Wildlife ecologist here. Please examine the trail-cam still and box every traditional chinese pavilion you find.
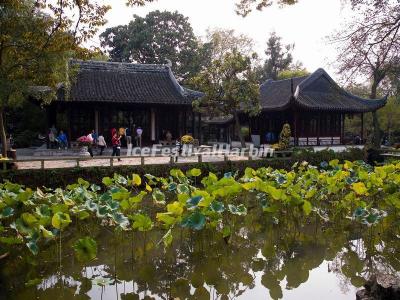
[201,68,387,146]
[251,68,387,146]
[49,60,202,144]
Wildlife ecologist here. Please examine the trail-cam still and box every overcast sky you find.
[92,0,352,80]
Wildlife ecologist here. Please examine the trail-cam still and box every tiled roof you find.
[260,68,387,113]
[58,60,202,105]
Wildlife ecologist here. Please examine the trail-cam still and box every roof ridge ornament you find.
[165,59,172,68]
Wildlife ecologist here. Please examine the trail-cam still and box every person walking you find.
[97,133,107,155]
[57,130,68,149]
[125,126,132,146]
[48,130,56,149]
[136,126,143,148]
[111,129,121,161]
[86,130,94,158]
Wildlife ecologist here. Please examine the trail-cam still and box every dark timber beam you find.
[361,113,364,144]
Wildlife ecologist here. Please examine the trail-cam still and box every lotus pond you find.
[0,160,400,299]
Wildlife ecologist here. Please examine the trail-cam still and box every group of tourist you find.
[47,125,144,159]
[47,125,68,149]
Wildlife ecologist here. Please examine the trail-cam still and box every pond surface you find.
[1,212,399,300]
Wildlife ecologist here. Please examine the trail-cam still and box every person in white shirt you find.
[97,134,107,155]
[136,126,143,147]
[86,131,94,157]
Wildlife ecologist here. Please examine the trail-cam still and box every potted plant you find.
[77,136,92,156]
[181,135,194,154]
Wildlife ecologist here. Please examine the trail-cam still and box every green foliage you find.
[192,50,260,117]
[100,10,207,83]
[278,123,291,150]
[0,148,365,188]
[277,68,310,80]
[1,154,399,260]
[73,237,97,263]
[257,31,294,81]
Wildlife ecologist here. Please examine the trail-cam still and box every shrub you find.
[278,123,291,150]
[0,149,365,189]
[181,135,194,144]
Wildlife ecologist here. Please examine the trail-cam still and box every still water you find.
[1,212,399,300]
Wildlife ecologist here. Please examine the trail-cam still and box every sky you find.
[91,0,353,80]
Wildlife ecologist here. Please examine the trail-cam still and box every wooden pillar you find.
[340,113,345,145]
[150,108,156,143]
[94,109,99,134]
[67,106,72,146]
[198,113,202,144]
[191,110,195,137]
[360,113,364,144]
[293,110,298,146]
[317,112,321,146]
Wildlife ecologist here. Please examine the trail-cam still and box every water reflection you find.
[2,212,400,300]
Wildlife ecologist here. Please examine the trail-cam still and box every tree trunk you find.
[234,111,246,148]
[0,107,7,158]
[370,81,382,149]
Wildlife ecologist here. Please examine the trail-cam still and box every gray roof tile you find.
[58,60,202,105]
[260,68,387,113]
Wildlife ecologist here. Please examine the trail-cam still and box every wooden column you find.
[67,106,72,147]
[198,113,202,144]
[293,110,298,146]
[340,113,345,145]
[360,113,364,144]
[94,109,99,134]
[191,110,195,137]
[317,112,321,146]
[150,108,156,142]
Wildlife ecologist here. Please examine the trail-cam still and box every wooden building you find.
[49,60,202,144]
[205,68,387,146]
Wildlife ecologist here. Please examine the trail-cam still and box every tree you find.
[258,32,294,81]
[332,0,400,148]
[205,28,256,61]
[234,0,298,16]
[192,51,260,148]
[100,10,206,82]
[277,67,309,80]
[0,0,111,157]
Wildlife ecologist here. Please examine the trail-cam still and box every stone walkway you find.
[13,145,361,170]
[15,154,254,170]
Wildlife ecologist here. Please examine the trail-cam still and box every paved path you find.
[15,154,256,170]
[13,145,362,170]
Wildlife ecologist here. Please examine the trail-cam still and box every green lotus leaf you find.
[51,212,71,230]
[112,212,130,229]
[77,178,90,188]
[132,174,142,186]
[167,201,184,216]
[131,213,153,231]
[156,212,177,226]
[152,188,166,204]
[170,168,185,179]
[39,225,54,239]
[161,229,173,247]
[228,204,247,216]
[114,174,128,185]
[168,182,177,191]
[73,237,97,263]
[302,200,312,216]
[26,240,39,255]
[0,236,24,245]
[187,168,202,177]
[177,184,190,194]
[0,207,14,219]
[186,196,202,208]
[210,201,225,213]
[181,211,206,231]
[21,213,38,226]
